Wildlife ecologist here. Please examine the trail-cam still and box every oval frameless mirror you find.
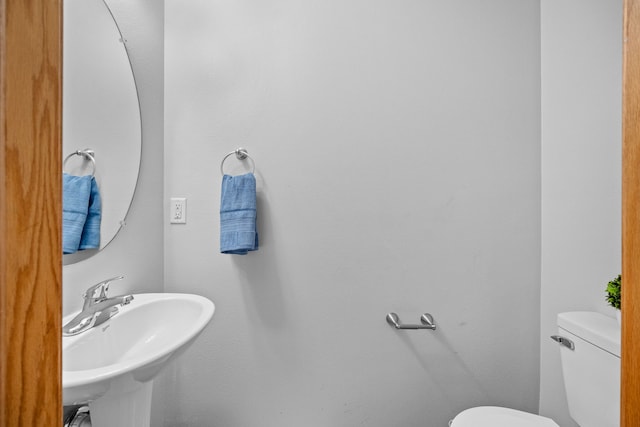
[63,0,141,265]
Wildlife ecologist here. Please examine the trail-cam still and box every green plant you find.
[606,274,621,310]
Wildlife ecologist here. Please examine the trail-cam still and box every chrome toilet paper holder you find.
[386,312,436,330]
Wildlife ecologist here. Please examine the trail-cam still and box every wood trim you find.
[623,0,640,425]
[0,0,62,426]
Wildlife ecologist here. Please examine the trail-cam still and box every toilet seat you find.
[450,406,559,427]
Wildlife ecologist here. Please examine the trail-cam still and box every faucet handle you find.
[83,275,125,300]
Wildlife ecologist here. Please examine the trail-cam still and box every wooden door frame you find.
[0,0,62,426]
[623,0,640,425]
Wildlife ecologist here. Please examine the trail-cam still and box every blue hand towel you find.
[63,173,92,254]
[78,176,101,250]
[220,173,259,255]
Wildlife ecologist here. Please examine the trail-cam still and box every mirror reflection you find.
[62,0,141,264]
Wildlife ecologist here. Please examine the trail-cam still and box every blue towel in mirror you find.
[79,176,101,250]
[63,173,101,254]
[220,173,259,255]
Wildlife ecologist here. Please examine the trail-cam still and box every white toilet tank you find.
[557,311,621,427]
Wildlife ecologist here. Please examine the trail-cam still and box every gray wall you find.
[539,1,622,426]
[163,1,541,426]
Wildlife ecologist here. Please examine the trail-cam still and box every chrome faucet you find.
[63,276,134,336]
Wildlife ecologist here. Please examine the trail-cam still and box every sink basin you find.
[63,293,214,426]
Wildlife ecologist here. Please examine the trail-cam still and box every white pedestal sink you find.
[63,293,214,427]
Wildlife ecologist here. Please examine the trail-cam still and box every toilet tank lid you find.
[558,311,620,357]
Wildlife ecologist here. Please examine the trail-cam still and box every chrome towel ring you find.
[220,148,255,176]
[63,149,96,177]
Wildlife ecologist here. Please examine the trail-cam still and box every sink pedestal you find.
[88,379,153,427]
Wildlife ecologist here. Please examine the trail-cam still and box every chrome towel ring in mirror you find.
[63,149,96,177]
[220,148,255,176]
